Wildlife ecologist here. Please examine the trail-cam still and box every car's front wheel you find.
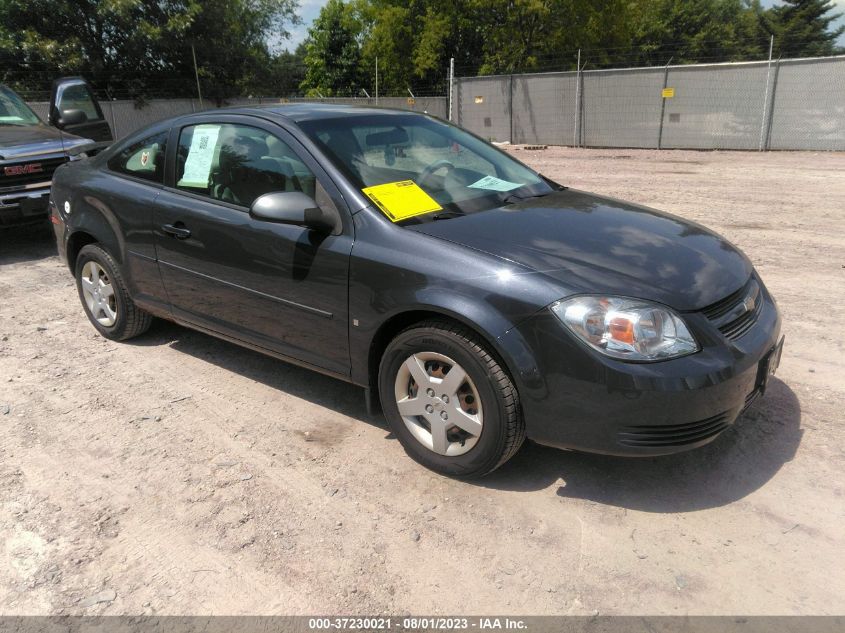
[378,320,525,477]
[75,244,152,340]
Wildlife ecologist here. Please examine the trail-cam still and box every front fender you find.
[348,207,562,392]
[348,291,548,423]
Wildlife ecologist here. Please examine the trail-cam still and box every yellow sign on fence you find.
[662,88,675,99]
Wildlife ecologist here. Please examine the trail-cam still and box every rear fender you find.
[66,194,124,267]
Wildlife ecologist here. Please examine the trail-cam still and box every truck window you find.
[0,86,41,126]
[57,84,103,122]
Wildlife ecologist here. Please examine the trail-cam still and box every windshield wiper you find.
[501,191,552,206]
[429,210,464,221]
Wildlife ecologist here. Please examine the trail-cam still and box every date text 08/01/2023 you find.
[307,617,528,630]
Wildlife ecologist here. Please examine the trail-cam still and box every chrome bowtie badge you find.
[743,294,756,313]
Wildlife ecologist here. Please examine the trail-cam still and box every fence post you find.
[456,78,462,126]
[191,44,204,111]
[508,74,514,143]
[106,101,117,139]
[573,49,581,147]
[758,35,775,151]
[448,57,455,122]
[579,69,585,147]
[657,58,673,150]
[762,58,781,151]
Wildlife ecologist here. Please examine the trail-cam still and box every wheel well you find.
[367,310,503,393]
[66,231,98,271]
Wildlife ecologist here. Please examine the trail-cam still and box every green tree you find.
[474,0,558,74]
[267,43,308,97]
[0,0,299,101]
[301,0,483,95]
[412,1,486,82]
[481,0,638,72]
[359,1,415,93]
[736,0,778,60]
[770,0,844,57]
[177,0,301,102]
[298,0,842,93]
[625,0,768,65]
[300,0,366,96]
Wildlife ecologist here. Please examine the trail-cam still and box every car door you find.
[153,114,353,376]
[48,77,113,143]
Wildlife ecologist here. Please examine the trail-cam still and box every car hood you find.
[410,189,752,311]
[0,123,90,160]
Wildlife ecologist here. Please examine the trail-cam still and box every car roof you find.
[103,103,430,164]
[216,103,425,123]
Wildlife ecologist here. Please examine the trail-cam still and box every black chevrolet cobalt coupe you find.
[50,105,783,477]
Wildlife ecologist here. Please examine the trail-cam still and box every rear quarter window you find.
[107,131,168,183]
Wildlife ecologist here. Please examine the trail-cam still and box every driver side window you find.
[175,123,317,208]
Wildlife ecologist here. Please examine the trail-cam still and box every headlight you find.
[550,296,699,361]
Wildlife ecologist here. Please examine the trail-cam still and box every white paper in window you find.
[467,175,522,192]
[178,124,221,188]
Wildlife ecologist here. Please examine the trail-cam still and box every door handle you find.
[161,223,191,239]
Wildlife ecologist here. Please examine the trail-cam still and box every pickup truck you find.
[1,77,112,227]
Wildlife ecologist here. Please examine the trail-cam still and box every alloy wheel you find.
[80,261,117,327]
[393,351,484,456]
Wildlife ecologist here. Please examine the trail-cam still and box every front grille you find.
[701,284,748,320]
[618,412,731,447]
[0,156,67,192]
[700,278,762,341]
[719,302,761,340]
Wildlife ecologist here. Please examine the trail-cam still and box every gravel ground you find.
[0,147,843,616]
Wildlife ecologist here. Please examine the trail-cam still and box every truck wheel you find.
[378,320,525,478]
[75,244,152,340]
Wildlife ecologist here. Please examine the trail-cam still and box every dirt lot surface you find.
[1,148,843,616]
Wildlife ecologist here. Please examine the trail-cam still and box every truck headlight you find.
[550,296,699,361]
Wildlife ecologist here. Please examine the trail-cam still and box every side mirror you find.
[250,191,336,233]
[57,109,88,128]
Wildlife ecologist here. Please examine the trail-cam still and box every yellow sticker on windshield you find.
[362,180,442,222]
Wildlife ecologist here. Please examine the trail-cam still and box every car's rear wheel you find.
[75,244,152,340]
[378,320,525,477]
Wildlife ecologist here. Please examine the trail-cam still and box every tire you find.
[378,320,525,478]
[74,243,152,341]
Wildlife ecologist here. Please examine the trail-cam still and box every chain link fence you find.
[454,55,845,151]
[25,96,448,141]
[22,54,844,151]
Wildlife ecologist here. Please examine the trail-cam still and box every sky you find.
[283,0,845,52]
[286,0,329,50]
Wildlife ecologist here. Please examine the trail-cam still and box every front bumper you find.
[0,185,51,227]
[498,281,783,456]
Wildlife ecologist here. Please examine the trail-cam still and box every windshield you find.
[0,86,41,126]
[299,113,553,224]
